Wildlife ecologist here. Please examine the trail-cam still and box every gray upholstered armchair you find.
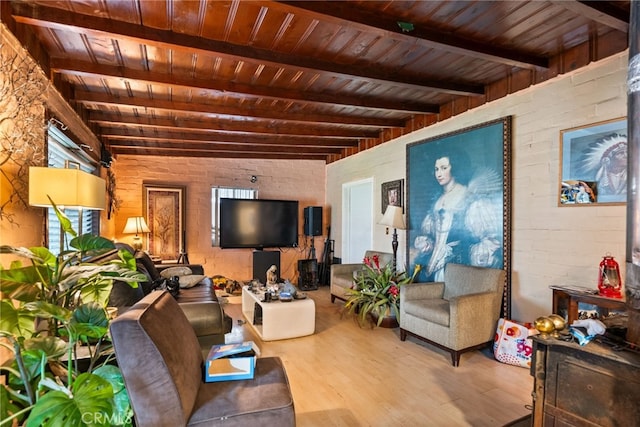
[399,263,505,367]
[330,250,393,303]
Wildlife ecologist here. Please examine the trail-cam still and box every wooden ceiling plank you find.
[74,89,406,127]
[273,0,549,69]
[50,57,439,114]
[88,111,378,138]
[10,2,483,96]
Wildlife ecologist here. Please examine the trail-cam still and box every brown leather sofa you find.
[101,244,232,348]
[110,291,296,426]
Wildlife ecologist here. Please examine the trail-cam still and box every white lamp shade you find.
[380,205,405,230]
[123,216,151,235]
[29,167,106,210]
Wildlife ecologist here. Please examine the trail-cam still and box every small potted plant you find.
[344,254,420,328]
[0,201,146,426]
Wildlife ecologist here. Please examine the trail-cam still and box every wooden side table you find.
[550,285,627,323]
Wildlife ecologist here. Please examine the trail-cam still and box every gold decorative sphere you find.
[548,314,566,331]
[534,316,555,335]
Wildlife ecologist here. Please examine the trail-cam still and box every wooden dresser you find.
[531,336,640,426]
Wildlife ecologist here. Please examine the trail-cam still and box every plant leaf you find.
[49,198,77,241]
[26,373,113,427]
[69,235,115,257]
[69,303,109,341]
[0,300,37,337]
[24,301,72,323]
[94,365,133,427]
[0,265,51,302]
[24,336,68,360]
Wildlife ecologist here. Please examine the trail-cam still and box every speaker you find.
[298,259,318,290]
[303,206,322,236]
[253,251,280,285]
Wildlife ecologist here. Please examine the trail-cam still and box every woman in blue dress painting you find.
[413,148,503,282]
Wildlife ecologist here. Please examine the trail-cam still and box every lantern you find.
[598,254,622,298]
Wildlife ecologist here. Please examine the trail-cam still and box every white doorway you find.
[342,178,373,263]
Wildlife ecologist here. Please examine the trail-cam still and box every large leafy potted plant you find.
[344,254,420,328]
[0,201,145,426]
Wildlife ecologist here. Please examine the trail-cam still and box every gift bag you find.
[493,318,537,368]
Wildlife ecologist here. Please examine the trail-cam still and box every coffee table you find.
[241,286,315,341]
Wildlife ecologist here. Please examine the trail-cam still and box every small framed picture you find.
[381,179,403,213]
[559,118,627,206]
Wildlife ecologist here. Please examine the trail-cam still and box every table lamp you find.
[123,216,151,251]
[379,205,406,273]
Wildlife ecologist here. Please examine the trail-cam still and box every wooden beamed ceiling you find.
[2,0,630,162]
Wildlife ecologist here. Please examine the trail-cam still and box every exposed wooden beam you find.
[89,112,378,139]
[558,1,629,31]
[51,58,439,114]
[111,146,328,161]
[275,1,549,69]
[100,129,358,148]
[74,90,405,128]
[11,2,484,96]
[104,138,343,155]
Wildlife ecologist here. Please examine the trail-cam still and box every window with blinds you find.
[47,124,99,254]
[211,187,257,246]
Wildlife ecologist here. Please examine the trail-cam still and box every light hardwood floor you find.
[221,287,533,427]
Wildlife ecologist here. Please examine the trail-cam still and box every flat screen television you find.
[219,198,299,249]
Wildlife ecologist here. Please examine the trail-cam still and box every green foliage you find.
[26,373,114,427]
[344,255,420,327]
[0,203,144,426]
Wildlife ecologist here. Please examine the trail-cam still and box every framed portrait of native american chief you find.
[559,118,627,206]
[406,117,512,317]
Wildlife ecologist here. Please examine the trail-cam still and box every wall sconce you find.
[122,216,151,251]
[250,175,258,183]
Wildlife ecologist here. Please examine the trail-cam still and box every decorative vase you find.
[370,307,399,328]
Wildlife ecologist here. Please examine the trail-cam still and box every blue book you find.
[204,341,260,382]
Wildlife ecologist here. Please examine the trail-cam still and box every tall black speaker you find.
[303,206,322,236]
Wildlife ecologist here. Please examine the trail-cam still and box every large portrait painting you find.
[407,117,512,316]
[144,184,185,261]
[559,117,627,206]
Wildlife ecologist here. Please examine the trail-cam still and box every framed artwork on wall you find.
[381,179,404,213]
[406,117,512,317]
[143,183,185,261]
[559,117,627,206]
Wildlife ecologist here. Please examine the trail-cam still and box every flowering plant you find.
[344,254,420,327]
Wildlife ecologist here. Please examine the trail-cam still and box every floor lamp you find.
[29,166,106,249]
[380,205,406,273]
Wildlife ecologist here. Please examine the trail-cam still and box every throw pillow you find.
[160,266,193,279]
[178,274,207,288]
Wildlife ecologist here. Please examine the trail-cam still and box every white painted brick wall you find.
[327,51,629,322]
